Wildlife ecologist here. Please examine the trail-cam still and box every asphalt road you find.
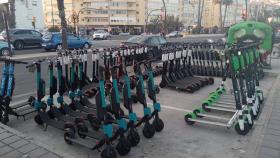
[14,34,225,55]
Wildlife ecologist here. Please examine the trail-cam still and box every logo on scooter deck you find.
[102,124,113,138]
[47,97,53,106]
[68,91,76,99]
[57,96,64,104]
[117,119,127,130]
[154,103,161,112]
[35,101,43,110]
[129,113,137,123]
[144,107,151,116]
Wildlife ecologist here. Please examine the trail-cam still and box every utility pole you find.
[0,2,12,56]
[162,0,167,34]
[219,0,224,32]
[57,0,68,49]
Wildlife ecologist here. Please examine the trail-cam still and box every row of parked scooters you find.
[0,45,164,158]
[159,43,217,93]
[185,42,264,135]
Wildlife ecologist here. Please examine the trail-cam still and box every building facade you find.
[43,0,146,34]
[15,0,45,30]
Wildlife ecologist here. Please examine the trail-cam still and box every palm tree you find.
[222,0,233,29]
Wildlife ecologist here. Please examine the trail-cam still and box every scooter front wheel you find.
[34,114,44,125]
[116,136,131,156]
[127,128,140,146]
[101,145,117,158]
[152,117,164,132]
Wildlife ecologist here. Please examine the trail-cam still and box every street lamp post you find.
[162,0,167,33]
[144,9,162,33]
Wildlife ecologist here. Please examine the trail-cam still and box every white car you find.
[92,30,110,40]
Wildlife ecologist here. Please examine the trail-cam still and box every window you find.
[14,30,31,35]
[158,37,167,44]
[147,37,160,46]
[31,31,41,36]
[67,34,77,40]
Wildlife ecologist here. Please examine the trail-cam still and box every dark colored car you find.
[121,35,167,59]
[41,33,92,51]
[0,29,42,50]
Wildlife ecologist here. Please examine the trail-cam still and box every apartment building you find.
[147,0,185,22]
[15,0,45,30]
[43,0,146,34]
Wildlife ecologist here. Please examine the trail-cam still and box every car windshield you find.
[126,36,147,43]
[43,33,52,40]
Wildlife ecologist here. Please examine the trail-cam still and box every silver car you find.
[92,30,110,40]
[0,29,42,50]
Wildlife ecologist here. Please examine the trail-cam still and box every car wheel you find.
[0,48,11,56]
[56,44,62,50]
[83,43,90,49]
[14,41,24,50]
[45,48,51,52]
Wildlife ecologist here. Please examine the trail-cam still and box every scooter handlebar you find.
[0,58,28,64]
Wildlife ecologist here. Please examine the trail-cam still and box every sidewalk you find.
[245,58,280,158]
[0,123,63,158]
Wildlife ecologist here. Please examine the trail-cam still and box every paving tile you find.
[9,139,29,148]
[40,152,61,158]
[0,142,4,147]
[266,128,280,136]
[270,116,280,121]
[0,132,13,140]
[25,148,49,158]
[259,146,280,158]
[18,143,39,154]
[267,123,280,131]
[262,139,280,150]
[264,134,280,143]
[1,150,22,158]
[268,120,280,128]
[0,128,6,134]
[2,135,21,144]
[0,146,13,156]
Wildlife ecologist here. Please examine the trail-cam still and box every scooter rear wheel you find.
[101,145,117,158]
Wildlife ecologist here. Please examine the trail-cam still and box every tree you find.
[147,15,183,33]
[57,0,68,49]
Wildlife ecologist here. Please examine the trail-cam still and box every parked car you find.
[121,35,167,60]
[92,30,110,40]
[0,29,42,50]
[41,33,92,51]
[166,31,183,38]
[0,40,14,56]
[119,32,130,36]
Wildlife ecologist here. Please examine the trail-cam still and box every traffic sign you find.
[0,0,8,4]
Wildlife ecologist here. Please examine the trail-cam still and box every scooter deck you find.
[39,111,68,130]
[65,134,101,149]
[73,100,97,114]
